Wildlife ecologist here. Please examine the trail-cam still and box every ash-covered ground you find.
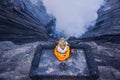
[37,50,89,76]
[0,41,119,80]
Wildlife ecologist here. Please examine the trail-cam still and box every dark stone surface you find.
[29,42,99,80]
[81,0,120,43]
[37,50,89,76]
[0,0,55,43]
[0,41,119,80]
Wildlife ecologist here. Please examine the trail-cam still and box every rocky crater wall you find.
[0,0,55,43]
[81,0,120,43]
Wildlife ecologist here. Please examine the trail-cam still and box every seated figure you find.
[54,38,70,61]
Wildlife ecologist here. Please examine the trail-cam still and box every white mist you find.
[42,0,104,38]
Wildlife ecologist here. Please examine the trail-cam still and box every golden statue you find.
[54,38,70,61]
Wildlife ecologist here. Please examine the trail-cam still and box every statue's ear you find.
[58,40,61,45]
[58,40,63,46]
[65,42,68,45]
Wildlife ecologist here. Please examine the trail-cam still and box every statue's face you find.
[59,39,66,50]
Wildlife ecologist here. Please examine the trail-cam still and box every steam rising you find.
[42,0,104,38]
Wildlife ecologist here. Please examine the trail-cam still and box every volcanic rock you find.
[81,0,120,43]
[0,0,55,44]
[0,41,120,80]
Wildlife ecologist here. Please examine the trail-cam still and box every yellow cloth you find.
[54,45,70,61]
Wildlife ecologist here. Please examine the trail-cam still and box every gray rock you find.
[72,41,120,80]
[89,42,120,80]
[0,41,15,51]
[0,41,120,80]
[81,0,120,43]
[0,41,39,80]
[0,0,55,44]
[98,66,120,80]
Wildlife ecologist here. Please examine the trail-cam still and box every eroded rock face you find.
[0,0,54,43]
[0,41,38,80]
[89,42,120,80]
[0,41,120,80]
[81,0,120,43]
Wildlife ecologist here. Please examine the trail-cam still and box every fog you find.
[31,0,104,38]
